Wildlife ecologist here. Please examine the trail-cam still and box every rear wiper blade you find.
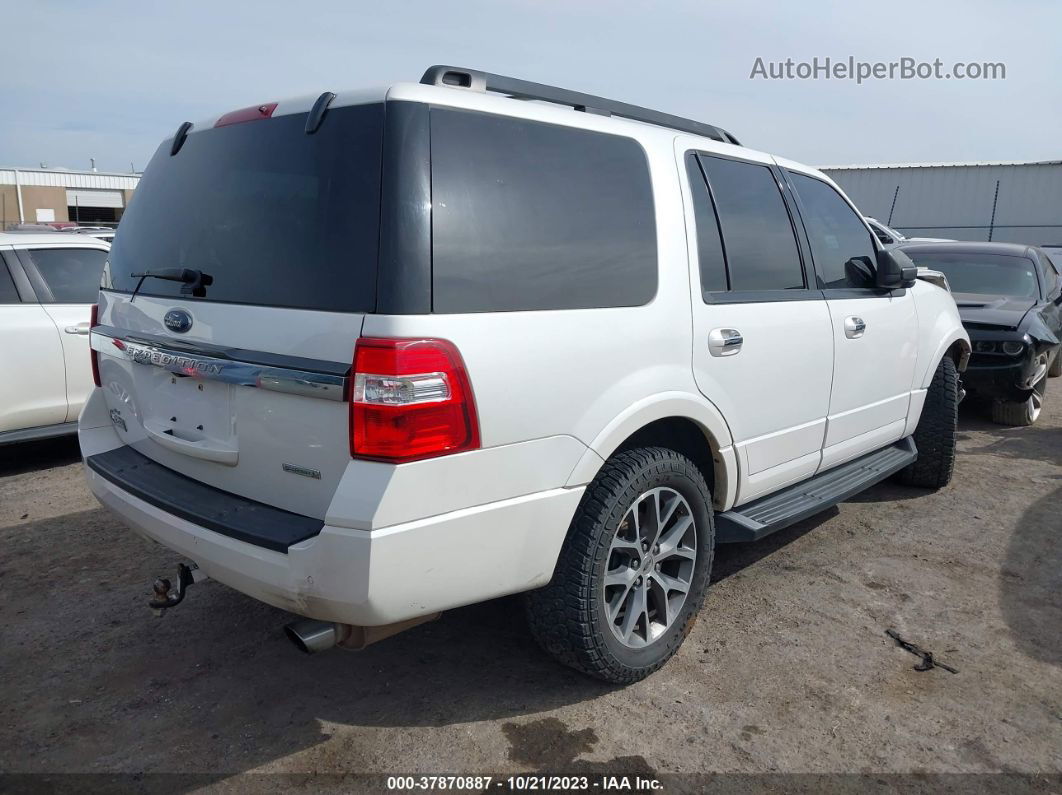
[129,268,213,302]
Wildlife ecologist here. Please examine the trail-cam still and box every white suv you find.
[80,67,970,683]
[1,232,110,444]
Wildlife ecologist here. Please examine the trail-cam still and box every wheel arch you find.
[565,393,737,510]
[921,330,971,388]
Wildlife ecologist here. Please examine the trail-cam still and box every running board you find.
[715,437,917,543]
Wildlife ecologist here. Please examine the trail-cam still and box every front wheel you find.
[991,374,1047,426]
[898,356,959,489]
[525,447,714,684]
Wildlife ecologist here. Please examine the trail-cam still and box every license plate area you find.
[139,372,237,450]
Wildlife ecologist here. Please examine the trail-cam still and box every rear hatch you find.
[92,100,384,519]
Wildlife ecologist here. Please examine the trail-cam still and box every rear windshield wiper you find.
[129,268,214,302]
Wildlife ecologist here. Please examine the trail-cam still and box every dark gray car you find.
[900,241,1062,425]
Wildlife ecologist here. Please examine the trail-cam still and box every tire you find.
[1048,348,1062,378]
[898,356,958,489]
[991,376,1046,426]
[525,447,714,684]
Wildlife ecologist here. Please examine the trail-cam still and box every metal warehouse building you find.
[820,160,1062,246]
[1,167,140,229]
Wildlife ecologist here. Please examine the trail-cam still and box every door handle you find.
[708,328,743,357]
[844,316,866,339]
[64,323,90,335]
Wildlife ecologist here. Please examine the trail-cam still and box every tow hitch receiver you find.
[149,563,208,616]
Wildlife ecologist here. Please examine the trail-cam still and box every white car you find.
[79,67,970,683]
[1,232,110,444]
[866,217,953,246]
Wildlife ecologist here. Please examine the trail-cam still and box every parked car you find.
[79,66,970,683]
[865,217,952,246]
[61,226,118,242]
[900,241,1062,425]
[1040,244,1062,271]
[1,232,110,444]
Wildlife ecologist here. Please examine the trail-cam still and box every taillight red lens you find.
[89,304,101,387]
[350,337,480,463]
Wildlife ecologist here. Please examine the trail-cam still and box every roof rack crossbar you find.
[420,65,740,146]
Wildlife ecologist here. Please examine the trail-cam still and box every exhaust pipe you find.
[284,614,440,654]
[284,619,339,654]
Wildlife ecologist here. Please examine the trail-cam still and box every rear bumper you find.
[87,464,583,626]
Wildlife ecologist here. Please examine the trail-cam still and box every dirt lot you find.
[1,399,1060,790]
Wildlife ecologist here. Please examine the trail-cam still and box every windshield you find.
[103,103,384,312]
[908,252,1040,299]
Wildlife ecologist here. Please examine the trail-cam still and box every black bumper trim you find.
[86,446,324,553]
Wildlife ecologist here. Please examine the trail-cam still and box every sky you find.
[2,0,1060,173]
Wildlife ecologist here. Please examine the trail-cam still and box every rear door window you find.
[103,103,384,312]
[697,155,804,292]
[430,108,657,313]
[685,154,728,295]
[0,259,19,303]
[22,247,108,303]
[788,172,879,289]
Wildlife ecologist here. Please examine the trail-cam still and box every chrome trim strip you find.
[90,331,348,402]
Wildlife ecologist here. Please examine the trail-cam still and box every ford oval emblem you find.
[164,309,193,334]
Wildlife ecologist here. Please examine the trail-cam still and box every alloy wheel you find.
[603,487,697,649]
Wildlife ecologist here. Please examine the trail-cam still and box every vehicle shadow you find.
[998,484,1062,667]
[0,435,81,477]
[1,495,844,775]
[711,509,835,583]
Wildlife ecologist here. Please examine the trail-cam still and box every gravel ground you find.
[0,399,1059,790]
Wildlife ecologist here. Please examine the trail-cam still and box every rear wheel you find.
[525,447,714,684]
[899,356,959,489]
[991,374,1047,426]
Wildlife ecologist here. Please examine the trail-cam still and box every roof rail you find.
[420,65,741,146]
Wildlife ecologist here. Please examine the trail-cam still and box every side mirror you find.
[876,249,918,290]
[844,257,876,289]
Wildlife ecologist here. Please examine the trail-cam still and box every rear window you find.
[103,103,384,312]
[430,108,657,313]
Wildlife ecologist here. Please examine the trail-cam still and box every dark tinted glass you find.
[699,155,803,291]
[25,247,108,303]
[789,173,878,289]
[430,109,657,313]
[686,154,728,295]
[0,261,18,303]
[104,104,384,312]
[907,252,1040,298]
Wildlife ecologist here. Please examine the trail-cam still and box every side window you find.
[685,154,728,295]
[0,260,20,303]
[430,109,657,313]
[788,173,879,289]
[698,155,804,292]
[22,247,108,304]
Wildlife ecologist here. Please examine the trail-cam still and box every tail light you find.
[89,304,101,387]
[350,337,480,463]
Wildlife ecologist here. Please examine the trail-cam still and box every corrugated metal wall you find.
[0,168,140,191]
[821,162,1062,246]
